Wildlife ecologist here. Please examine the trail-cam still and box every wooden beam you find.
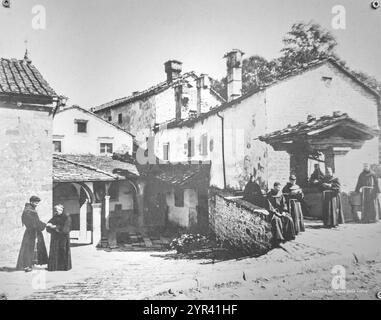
[307,137,364,149]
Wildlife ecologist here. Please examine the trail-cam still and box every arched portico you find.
[53,182,95,244]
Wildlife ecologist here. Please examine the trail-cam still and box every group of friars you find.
[243,162,379,247]
[16,196,72,272]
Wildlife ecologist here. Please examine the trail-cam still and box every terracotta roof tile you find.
[92,72,225,113]
[259,112,379,142]
[138,162,211,187]
[53,154,139,183]
[0,58,57,98]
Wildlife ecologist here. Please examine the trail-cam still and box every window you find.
[163,143,170,161]
[174,189,184,207]
[322,76,333,87]
[200,134,208,155]
[118,113,123,124]
[53,140,62,153]
[75,119,88,133]
[108,116,112,121]
[100,143,113,154]
[187,137,195,158]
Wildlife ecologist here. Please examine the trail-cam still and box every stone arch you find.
[53,182,94,244]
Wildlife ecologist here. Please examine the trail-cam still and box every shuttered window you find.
[163,143,170,161]
[200,134,208,155]
[187,137,195,158]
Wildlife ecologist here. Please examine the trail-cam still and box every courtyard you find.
[0,220,380,300]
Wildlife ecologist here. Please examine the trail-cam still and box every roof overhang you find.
[259,116,379,153]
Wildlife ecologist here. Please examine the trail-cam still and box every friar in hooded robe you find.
[309,163,325,187]
[267,182,296,246]
[16,196,48,272]
[242,175,266,208]
[46,204,72,271]
[282,175,306,235]
[320,167,344,228]
[355,163,380,223]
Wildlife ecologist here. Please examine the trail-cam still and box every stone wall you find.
[0,105,53,265]
[209,190,273,254]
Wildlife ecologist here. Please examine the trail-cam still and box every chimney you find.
[196,74,210,115]
[164,60,182,82]
[224,49,244,102]
[175,85,183,121]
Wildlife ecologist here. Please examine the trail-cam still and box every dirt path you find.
[1,221,380,300]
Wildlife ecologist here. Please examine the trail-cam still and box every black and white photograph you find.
[0,0,381,305]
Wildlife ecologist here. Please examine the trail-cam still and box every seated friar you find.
[266,182,296,246]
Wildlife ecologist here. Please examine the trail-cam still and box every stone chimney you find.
[224,49,244,102]
[196,74,210,115]
[164,60,182,82]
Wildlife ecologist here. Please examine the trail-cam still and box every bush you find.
[170,234,209,254]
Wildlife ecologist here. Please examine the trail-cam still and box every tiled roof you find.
[138,162,211,187]
[53,154,139,183]
[0,57,57,98]
[259,112,379,142]
[161,58,380,131]
[92,72,225,112]
[56,105,135,137]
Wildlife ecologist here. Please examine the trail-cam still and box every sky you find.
[0,0,380,108]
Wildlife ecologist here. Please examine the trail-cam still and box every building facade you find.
[153,51,380,221]
[0,56,58,262]
[92,60,224,145]
[154,54,380,191]
[53,105,134,156]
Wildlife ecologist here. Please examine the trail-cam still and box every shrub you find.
[170,234,209,253]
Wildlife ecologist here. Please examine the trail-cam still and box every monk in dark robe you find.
[46,204,72,271]
[267,182,296,246]
[282,175,306,234]
[242,175,266,208]
[355,163,380,223]
[320,168,344,228]
[16,196,48,272]
[309,163,325,187]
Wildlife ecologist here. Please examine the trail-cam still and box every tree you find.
[280,21,337,68]
[242,55,273,92]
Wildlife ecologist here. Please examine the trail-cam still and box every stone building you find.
[53,105,134,155]
[153,50,380,222]
[52,105,208,247]
[91,60,224,145]
[0,55,58,261]
[52,105,140,246]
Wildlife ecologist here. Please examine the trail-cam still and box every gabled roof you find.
[138,162,211,187]
[55,105,135,137]
[53,154,139,183]
[161,58,380,130]
[0,57,57,99]
[92,72,225,113]
[259,112,379,144]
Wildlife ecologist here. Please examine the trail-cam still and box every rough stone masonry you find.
[209,189,273,254]
[0,104,53,264]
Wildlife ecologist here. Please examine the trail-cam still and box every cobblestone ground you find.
[1,221,380,300]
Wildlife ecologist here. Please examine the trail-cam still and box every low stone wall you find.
[209,190,273,254]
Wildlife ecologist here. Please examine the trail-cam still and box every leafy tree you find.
[280,22,337,68]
